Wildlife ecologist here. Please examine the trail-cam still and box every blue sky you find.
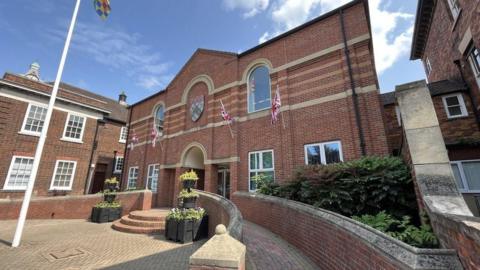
[0,0,424,103]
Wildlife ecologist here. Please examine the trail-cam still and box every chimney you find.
[118,90,127,106]
[25,62,41,81]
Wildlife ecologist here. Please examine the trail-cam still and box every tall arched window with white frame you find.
[154,105,164,135]
[248,65,271,113]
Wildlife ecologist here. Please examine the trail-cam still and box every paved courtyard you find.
[0,219,205,270]
[0,219,318,270]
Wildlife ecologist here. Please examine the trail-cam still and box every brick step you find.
[112,220,165,234]
[128,209,169,221]
[120,215,166,228]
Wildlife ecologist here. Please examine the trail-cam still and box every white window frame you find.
[49,160,77,191]
[451,159,480,193]
[442,93,468,119]
[20,103,48,136]
[425,57,432,76]
[127,166,139,189]
[447,0,461,20]
[61,113,86,143]
[119,126,128,143]
[114,156,124,174]
[304,140,344,165]
[247,65,272,113]
[467,45,480,88]
[3,156,34,191]
[248,149,275,192]
[146,164,159,192]
[154,105,164,136]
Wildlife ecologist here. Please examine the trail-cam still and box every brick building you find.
[382,0,480,215]
[123,0,389,207]
[0,63,128,199]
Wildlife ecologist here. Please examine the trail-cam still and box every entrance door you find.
[217,168,230,199]
[91,164,108,194]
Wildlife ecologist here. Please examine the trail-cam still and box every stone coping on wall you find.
[0,190,150,202]
[196,190,243,240]
[234,191,463,270]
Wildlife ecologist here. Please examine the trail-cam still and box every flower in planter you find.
[179,170,199,181]
[94,201,122,208]
[178,189,199,199]
[166,207,206,221]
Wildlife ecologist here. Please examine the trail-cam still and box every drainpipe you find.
[339,9,366,156]
[454,59,480,129]
[84,119,105,194]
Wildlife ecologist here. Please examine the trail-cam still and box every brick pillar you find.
[157,168,172,207]
[172,167,185,207]
[229,162,239,196]
[204,164,218,193]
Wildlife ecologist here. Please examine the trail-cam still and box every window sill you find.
[61,138,84,144]
[18,131,41,137]
[1,188,26,192]
[459,190,480,194]
[48,188,72,192]
[446,115,469,120]
[119,140,126,144]
[113,170,122,174]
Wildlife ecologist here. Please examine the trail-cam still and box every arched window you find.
[154,105,164,135]
[248,65,271,113]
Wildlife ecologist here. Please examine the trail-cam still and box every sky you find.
[0,0,424,104]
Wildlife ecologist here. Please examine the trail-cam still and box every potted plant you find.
[91,201,122,223]
[105,177,119,191]
[180,170,198,190]
[165,207,207,243]
[178,189,199,209]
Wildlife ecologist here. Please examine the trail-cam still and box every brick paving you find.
[243,221,318,270]
[0,219,205,270]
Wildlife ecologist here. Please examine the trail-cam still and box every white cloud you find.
[223,0,270,18]
[368,0,414,74]
[252,0,414,74]
[43,22,173,91]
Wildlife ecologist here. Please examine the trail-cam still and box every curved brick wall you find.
[196,190,243,240]
[0,190,152,220]
[232,192,462,270]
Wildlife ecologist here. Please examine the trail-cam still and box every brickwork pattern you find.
[0,190,152,220]
[422,0,480,109]
[124,1,389,200]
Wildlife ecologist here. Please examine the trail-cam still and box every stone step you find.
[112,220,165,234]
[120,215,166,228]
[128,209,169,222]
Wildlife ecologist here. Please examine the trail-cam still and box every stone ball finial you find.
[215,224,227,235]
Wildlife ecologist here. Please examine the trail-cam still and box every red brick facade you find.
[124,1,389,207]
[0,72,128,199]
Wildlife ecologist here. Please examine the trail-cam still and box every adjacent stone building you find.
[382,0,480,215]
[123,0,389,207]
[0,63,128,198]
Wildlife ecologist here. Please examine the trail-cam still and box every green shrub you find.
[166,208,206,221]
[353,211,438,248]
[257,156,418,219]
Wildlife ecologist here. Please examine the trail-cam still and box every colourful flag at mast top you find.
[94,0,111,20]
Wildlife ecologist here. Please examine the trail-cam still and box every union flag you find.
[94,0,111,20]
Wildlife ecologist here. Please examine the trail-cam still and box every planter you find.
[165,219,178,241]
[182,197,197,209]
[91,207,122,223]
[104,193,116,203]
[182,179,196,190]
[165,216,209,243]
[106,183,117,191]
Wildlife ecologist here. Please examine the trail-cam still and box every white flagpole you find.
[12,0,82,248]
